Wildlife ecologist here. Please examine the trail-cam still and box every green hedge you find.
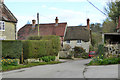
[2,40,22,59]
[23,36,61,59]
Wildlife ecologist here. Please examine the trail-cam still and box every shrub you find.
[98,44,104,55]
[2,40,22,59]
[74,46,85,58]
[88,56,120,65]
[1,59,19,66]
[81,52,89,59]
[28,36,42,40]
[41,56,56,62]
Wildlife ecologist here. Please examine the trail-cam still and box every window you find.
[66,40,70,43]
[0,38,5,40]
[77,40,81,44]
[0,21,5,31]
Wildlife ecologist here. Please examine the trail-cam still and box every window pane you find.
[67,40,70,43]
[77,40,81,43]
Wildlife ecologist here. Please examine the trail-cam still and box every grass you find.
[87,56,120,66]
[2,61,62,72]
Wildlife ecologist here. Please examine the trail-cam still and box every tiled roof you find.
[64,26,90,42]
[2,3,17,23]
[18,23,67,40]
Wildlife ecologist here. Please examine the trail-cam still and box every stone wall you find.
[63,40,90,53]
[104,44,120,57]
[0,22,16,40]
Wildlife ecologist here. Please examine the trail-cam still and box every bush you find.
[74,46,85,58]
[41,56,56,62]
[2,40,22,59]
[98,44,104,55]
[88,55,120,65]
[81,52,89,59]
[1,59,19,66]
[28,36,42,40]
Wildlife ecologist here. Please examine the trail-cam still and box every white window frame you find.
[77,40,81,44]
[0,21,5,31]
[66,40,70,44]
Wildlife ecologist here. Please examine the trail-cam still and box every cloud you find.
[49,7,58,10]
[41,5,47,8]
[6,0,111,3]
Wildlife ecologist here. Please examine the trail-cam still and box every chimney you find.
[117,16,120,33]
[87,18,90,30]
[32,19,36,27]
[55,17,58,26]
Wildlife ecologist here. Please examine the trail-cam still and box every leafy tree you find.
[104,0,120,24]
[102,18,116,33]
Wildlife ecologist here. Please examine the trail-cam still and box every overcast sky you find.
[4,0,115,31]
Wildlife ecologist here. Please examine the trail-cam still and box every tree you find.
[104,0,120,24]
[90,23,102,33]
[102,18,116,33]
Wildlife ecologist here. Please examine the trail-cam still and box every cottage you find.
[63,19,91,53]
[18,17,67,44]
[0,0,17,40]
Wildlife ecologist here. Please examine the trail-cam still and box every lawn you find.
[2,61,62,72]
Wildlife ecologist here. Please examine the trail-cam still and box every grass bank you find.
[2,61,62,72]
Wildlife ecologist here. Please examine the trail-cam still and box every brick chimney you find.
[117,16,120,33]
[55,17,58,26]
[87,18,90,30]
[32,19,36,27]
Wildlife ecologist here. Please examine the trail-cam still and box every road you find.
[2,59,118,78]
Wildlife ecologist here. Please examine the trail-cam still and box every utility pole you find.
[37,13,40,36]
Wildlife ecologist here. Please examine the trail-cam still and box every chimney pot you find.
[55,17,59,26]
[32,19,36,27]
[87,18,90,30]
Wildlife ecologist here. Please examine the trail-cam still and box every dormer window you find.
[0,21,5,31]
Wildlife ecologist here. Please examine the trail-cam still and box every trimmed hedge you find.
[2,40,22,59]
[23,35,61,59]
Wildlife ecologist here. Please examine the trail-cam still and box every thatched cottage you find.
[63,19,91,53]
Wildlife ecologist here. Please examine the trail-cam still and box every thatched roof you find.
[64,26,90,42]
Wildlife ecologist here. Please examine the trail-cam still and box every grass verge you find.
[87,57,120,66]
[2,61,62,72]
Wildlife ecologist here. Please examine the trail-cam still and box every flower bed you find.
[1,59,19,66]
[88,55,120,65]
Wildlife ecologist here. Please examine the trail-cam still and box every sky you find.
[4,0,115,31]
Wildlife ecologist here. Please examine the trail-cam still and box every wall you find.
[63,40,90,53]
[0,22,16,40]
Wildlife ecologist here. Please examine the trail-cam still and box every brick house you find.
[18,17,67,45]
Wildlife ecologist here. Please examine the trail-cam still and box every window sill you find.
[0,30,5,31]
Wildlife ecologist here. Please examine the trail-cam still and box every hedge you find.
[23,35,61,59]
[2,36,61,59]
[2,40,22,59]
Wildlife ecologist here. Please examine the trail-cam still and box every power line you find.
[86,0,107,16]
